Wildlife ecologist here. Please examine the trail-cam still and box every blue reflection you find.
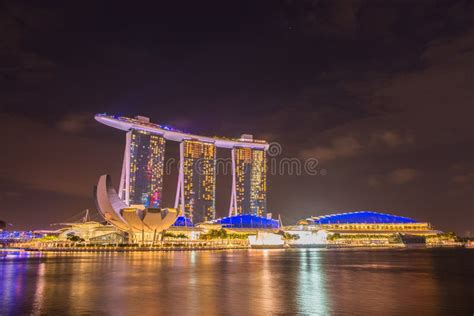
[0,254,35,315]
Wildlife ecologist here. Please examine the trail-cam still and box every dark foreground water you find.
[1,249,473,315]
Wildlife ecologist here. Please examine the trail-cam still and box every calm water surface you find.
[1,249,473,315]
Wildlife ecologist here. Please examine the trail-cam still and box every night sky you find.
[1,1,473,234]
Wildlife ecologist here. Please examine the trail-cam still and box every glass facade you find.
[128,129,166,207]
[181,140,216,223]
[234,147,267,216]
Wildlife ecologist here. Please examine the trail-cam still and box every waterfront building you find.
[248,232,285,248]
[205,214,279,229]
[176,140,216,223]
[95,114,269,224]
[0,231,45,243]
[230,147,267,216]
[285,211,442,248]
[121,129,166,207]
[94,174,178,244]
[57,222,126,244]
[297,211,438,235]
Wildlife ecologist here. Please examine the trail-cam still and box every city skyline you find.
[1,1,473,235]
[1,2,473,315]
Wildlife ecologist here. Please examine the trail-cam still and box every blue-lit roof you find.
[0,231,43,242]
[310,211,417,224]
[172,216,194,227]
[208,214,280,229]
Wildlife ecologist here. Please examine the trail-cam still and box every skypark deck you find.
[95,114,269,149]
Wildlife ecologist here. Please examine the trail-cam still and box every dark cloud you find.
[302,136,362,161]
[452,172,474,185]
[369,168,419,187]
[1,113,123,198]
[57,113,95,133]
[0,2,57,82]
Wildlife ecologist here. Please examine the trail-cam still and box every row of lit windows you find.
[233,148,266,216]
[322,223,431,230]
[181,140,217,222]
[128,129,166,207]
[126,135,267,219]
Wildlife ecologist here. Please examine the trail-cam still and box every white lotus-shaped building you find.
[94,174,178,243]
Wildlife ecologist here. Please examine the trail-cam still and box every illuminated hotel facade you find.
[119,129,166,207]
[230,147,267,216]
[95,114,269,223]
[175,140,216,223]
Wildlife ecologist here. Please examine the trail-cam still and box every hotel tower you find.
[175,140,216,223]
[95,114,269,223]
[230,147,267,217]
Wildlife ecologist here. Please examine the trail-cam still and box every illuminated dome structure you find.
[308,211,418,225]
[297,211,438,235]
[94,174,178,243]
[206,214,280,229]
[293,211,441,247]
[172,216,194,227]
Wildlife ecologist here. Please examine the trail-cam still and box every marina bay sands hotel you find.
[95,114,269,224]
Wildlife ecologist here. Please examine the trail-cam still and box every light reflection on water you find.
[0,249,473,315]
[298,249,328,315]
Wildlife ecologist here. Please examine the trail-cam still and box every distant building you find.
[285,211,441,248]
[0,231,47,243]
[206,214,280,229]
[58,222,126,245]
[299,211,437,235]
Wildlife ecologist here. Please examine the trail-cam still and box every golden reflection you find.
[297,249,329,315]
[259,249,279,313]
[322,250,441,314]
[1,249,464,314]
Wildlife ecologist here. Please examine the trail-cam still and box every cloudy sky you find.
[1,0,473,234]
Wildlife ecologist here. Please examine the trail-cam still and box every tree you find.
[66,233,84,243]
[176,233,188,239]
[280,232,300,241]
[200,229,228,240]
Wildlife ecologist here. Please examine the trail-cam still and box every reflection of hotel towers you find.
[230,147,267,217]
[175,140,216,223]
[118,129,166,207]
